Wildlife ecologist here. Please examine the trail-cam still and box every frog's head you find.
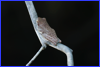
[36,17,46,34]
[36,17,46,27]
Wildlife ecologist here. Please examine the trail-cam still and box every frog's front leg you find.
[35,30,47,50]
[42,43,47,49]
[38,33,47,49]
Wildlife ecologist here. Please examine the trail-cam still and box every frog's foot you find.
[42,44,47,50]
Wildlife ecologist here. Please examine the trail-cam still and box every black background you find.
[1,1,99,66]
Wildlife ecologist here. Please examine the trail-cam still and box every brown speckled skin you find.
[36,17,61,46]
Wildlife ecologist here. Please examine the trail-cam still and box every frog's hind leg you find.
[42,43,47,50]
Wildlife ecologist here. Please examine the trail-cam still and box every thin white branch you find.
[48,43,74,66]
[26,46,44,66]
[25,1,74,66]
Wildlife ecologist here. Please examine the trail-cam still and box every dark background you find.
[1,1,99,66]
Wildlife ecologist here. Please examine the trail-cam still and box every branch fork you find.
[25,1,74,66]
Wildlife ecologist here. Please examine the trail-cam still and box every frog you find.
[36,17,61,46]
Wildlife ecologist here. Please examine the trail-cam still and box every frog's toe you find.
[42,44,47,50]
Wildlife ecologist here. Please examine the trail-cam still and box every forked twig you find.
[26,46,44,66]
[25,1,74,66]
